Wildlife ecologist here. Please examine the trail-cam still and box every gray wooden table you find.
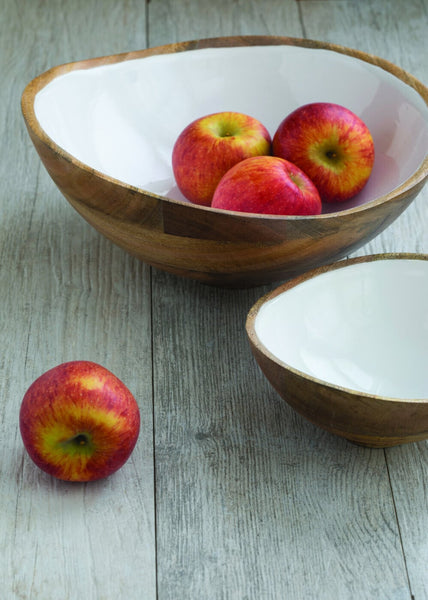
[1,1,427,599]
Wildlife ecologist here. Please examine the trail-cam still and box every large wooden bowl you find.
[246,253,428,447]
[21,37,428,287]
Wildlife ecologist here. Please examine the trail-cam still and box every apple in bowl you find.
[273,102,375,203]
[22,38,428,287]
[19,361,140,482]
[211,155,321,215]
[172,111,272,206]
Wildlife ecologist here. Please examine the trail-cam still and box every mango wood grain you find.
[21,36,428,287]
[246,253,428,448]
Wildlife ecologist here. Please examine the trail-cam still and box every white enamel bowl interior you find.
[255,258,428,400]
[34,45,428,213]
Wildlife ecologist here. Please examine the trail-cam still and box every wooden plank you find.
[147,0,303,47]
[148,1,417,598]
[300,2,428,596]
[386,444,428,600]
[0,2,156,599]
[1,0,426,598]
[151,273,411,599]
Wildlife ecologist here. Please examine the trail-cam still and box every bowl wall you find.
[255,256,428,399]
[22,37,428,286]
[34,44,428,212]
[246,254,428,447]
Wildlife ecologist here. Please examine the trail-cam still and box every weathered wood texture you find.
[148,1,428,599]
[0,1,427,599]
[1,2,156,600]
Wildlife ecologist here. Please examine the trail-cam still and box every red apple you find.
[272,102,375,203]
[211,155,322,216]
[19,361,140,482]
[172,111,272,206]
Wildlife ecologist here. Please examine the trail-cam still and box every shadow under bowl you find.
[21,36,428,287]
[246,253,428,447]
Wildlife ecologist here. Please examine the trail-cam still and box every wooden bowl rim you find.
[246,252,428,405]
[21,35,428,223]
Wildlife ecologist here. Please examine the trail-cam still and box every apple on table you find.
[272,102,375,203]
[172,111,272,206]
[19,361,140,482]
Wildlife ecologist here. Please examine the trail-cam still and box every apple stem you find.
[74,434,89,446]
[59,432,94,455]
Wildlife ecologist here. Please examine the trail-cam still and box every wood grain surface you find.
[1,1,427,599]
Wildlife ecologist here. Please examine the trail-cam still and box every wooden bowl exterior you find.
[246,254,428,448]
[21,37,428,287]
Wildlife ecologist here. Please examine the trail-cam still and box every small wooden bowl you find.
[21,36,428,287]
[246,254,428,447]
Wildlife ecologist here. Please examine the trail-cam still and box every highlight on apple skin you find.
[172,111,272,206]
[19,361,140,482]
[272,102,375,203]
[211,155,322,216]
